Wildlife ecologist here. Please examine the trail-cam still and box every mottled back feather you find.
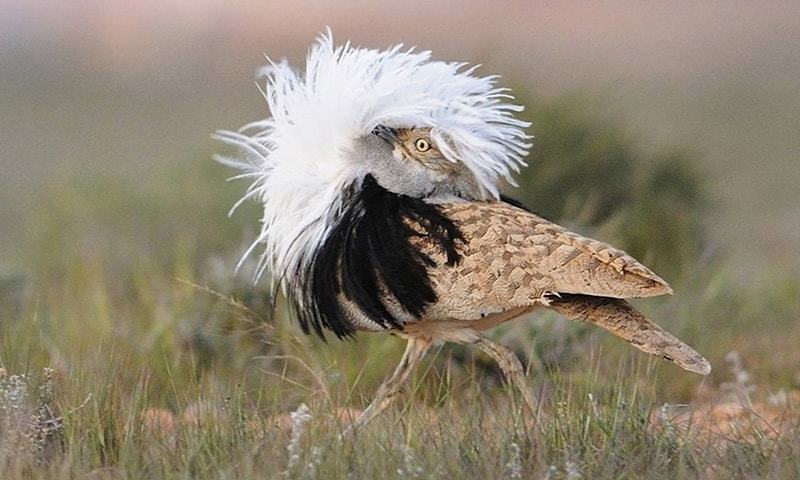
[416,201,672,321]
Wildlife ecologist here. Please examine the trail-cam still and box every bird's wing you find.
[409,201,709,376]
[416,201,672,321]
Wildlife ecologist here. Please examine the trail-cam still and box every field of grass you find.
[0,139,798,479]
[3,5,800,476]
[0,76,800,479]
[3,4,800,477]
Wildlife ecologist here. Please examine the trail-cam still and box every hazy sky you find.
[2,1,799,271]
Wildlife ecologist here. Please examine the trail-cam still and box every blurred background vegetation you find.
[0,2,798,477]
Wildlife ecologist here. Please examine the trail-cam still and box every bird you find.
[215,30,710,430]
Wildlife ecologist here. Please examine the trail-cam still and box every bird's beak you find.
[371,125,399,145]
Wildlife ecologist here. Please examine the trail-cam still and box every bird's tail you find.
[549,294,711,375]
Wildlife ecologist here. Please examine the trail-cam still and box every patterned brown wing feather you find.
[408,201,709,375]
[416,201,672,321]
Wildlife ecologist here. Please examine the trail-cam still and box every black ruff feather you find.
[292,175,464,340]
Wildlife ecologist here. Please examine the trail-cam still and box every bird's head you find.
[215,30,531,291]
[350,126,484,201]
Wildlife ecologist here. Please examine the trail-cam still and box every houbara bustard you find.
[215,31,710,430]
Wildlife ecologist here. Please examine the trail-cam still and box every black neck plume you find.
[292,175,464,340]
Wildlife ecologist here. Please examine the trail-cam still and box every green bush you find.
[511,94,707,281]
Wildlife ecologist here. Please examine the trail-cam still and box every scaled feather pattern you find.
[215,30,532,290]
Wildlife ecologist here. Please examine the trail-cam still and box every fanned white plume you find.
[215,30,532,287]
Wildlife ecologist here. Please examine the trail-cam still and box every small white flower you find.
[284,403,312,475]
[565,459,581,480]
[396,444,424,478]
[504,442,522,479]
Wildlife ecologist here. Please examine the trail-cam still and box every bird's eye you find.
[414,138,431,152]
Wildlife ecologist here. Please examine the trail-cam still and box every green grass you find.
[1,149,798,478]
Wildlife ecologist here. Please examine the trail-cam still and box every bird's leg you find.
[349,336,431,432]
[473,335,537,416]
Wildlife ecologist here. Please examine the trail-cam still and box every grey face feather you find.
[346,128,489,202]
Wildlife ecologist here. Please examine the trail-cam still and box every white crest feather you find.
[215,29,532,286]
